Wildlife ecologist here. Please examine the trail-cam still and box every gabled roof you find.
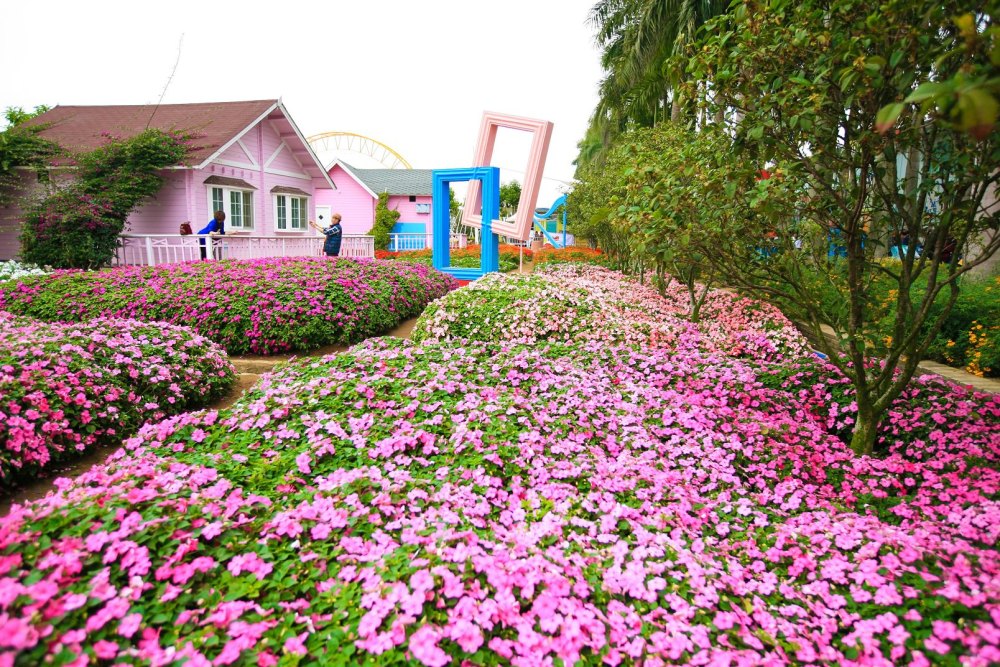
[25,100,335,189]
[26,100,277,165]
[338,162,434,196]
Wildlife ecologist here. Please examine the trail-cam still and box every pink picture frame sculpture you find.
[463,112,554,241]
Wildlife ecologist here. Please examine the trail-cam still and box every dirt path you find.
[0,316,422,516]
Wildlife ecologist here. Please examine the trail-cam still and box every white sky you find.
[0,0,604,207]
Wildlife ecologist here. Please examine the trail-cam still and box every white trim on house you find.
[276,100,337,191]
[264,141,287,169]
[273,193,310,232]
[329,160,378,200]
[265,167,312,180]
[213,158,257,170]
[237,139,259,167]
[194,101,280,170]
[206,183,256,231]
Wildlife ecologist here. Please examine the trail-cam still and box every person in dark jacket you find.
[310,213,343,257]
[198,211,226,260]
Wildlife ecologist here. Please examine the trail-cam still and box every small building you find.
[317,162,436,251]
[0,99,374,264]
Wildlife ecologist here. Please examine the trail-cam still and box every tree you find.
[369,192,400,251]
[0,105,59,206]
[617,125,731,321]
[21,129,190,269]
[499,180,521,219]
[684,0,1000,455]
[578,0,730,170]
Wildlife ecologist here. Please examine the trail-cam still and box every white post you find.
[145,237,155,267]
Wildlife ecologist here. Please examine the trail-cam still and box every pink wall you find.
[315,164,377,235]
[127,170,191,234]
[129,119,333,237]
[389,194,434,231]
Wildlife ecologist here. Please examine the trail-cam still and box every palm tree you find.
[577,0,730,169]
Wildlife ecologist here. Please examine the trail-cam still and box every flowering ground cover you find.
[376,244,531,273]
[0,313,233,484]
[0,257,457,355]
[0,261,48,283]
[533,246,607,266]
[0,266,997,666]
[414,264,810,363]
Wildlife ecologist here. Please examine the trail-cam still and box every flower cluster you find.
[1,267,996,665]
[0,313,234,483]
[533,246,607,266]
[376,245,530,273]
[0,262,48,284]
[414,264,810,363]
[0,257,458,355]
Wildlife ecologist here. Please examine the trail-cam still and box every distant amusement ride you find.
[305,132,412,169]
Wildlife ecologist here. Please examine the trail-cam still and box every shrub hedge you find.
[0,257,458,355]
[0,313,233,483]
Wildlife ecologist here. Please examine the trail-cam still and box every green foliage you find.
[876,8,1000,140]
[20,129,191,269]
[2,105,51,129]
[681,0,1000,455]
[577,0,730,169]
[499,180,521,218]
[0,105,59,206]
[615,124,742,320]
[369,191,400,251]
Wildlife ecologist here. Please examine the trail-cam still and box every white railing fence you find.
[387,233,467,252]
[114,234,375,266]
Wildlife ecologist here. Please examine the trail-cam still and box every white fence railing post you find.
[115,234,375,266]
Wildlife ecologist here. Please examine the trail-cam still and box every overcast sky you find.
[1,0,604,207]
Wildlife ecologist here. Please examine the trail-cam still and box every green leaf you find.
[875,103,905,133]
[956,88,999,140]
[904,81,951,104]
[889,50,905,69]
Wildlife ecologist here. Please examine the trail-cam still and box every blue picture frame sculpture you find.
[432,167,500,281]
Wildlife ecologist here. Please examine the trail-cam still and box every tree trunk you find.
[850,400,879,456]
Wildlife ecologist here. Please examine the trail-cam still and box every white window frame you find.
[207,186,255,231]
[415,202,431,214]
[273,194,309,232]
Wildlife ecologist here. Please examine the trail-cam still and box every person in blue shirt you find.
[198,211,226,260]
[310,213,343,257]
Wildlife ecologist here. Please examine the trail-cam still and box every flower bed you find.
[0,257,457,355]
[1,332,997,665]
[1,267,997,666]
[413,264,810,363]
[0,313,234,484]
[376,244,530,273]
[533,246,607,266]
[0,261,48,283]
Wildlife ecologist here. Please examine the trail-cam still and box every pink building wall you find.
[315,164,377,235]
[128,119,332,237]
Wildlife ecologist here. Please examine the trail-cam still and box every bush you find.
[533,246,607,266]
[414,263,810,363]
[20,129,192,269]
[377,244,531,273]
[0,313,233,484]
[0,257,458,355]
[1,325,997,665]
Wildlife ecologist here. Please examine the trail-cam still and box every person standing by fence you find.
[310,213,343,257]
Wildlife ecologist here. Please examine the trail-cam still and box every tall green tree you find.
[684,0,1000,455]
[578,0,729,169]
[499,180,522,219]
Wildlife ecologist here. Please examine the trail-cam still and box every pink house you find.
[0,99,374,263]
[317,162,438,251]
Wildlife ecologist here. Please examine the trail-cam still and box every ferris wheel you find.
[306,132,412,169]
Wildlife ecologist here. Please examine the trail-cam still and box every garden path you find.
[0,316,422,516]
